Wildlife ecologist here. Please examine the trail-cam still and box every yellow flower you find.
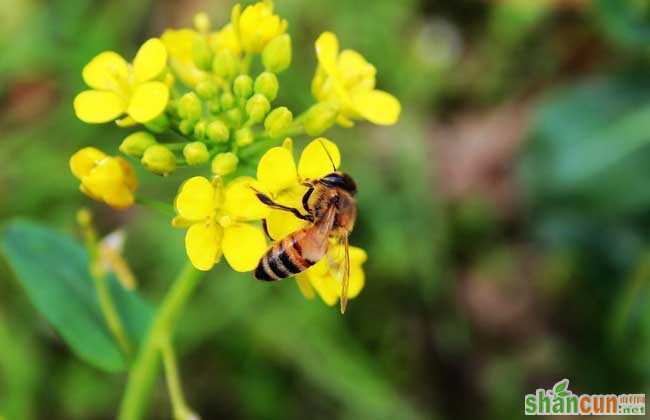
[256,138,341,240]
[70,147,137,209]
[209,22,241,57]
[172,176,269,272]
[296,244,367,306]
[312,32,401,126]
[74,38,169,124]
[161,29,209,87]
[237,1,287,53]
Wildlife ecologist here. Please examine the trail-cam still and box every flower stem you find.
[161,338,196,420]
[117,262,203,420]
[136,196,176,217]
[94,273,132,356]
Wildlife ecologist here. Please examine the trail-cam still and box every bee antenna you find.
[317,138,337,171]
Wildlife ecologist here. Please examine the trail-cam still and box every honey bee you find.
[253,143,357,313]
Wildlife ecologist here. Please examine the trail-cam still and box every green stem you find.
[117,262,204,420]
[94,273,132,356]
[136,197,175,217]
[161,338,195,420]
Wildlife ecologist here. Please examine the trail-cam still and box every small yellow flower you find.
[296,244,367,306]
[161,29,209,87]
[256,137,341,240]
[70,147,137,209]
[209,22,241,57]
[237,1,287,53]
[74,38,169,124]
[312,32,401,126]
[172,176,269,272]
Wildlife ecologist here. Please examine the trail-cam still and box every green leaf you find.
[0,220,153,372]
[552,379,570,397]
[594,0,650,50]
[521,71,650,215]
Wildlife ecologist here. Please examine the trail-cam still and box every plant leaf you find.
[553,379,570,397]
[0,220,153,372]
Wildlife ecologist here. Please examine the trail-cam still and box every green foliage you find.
[0,220,153,372]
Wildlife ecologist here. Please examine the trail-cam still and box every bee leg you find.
[262,219,273,241]
[301,187,314,213]
[255,192,314,222]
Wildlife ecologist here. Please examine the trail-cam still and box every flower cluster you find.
[69,1,400,308]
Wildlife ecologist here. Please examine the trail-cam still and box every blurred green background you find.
[2,0,650,418]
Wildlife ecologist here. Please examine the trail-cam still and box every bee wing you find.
[327,233,351,314]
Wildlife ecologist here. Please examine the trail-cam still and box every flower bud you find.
[119,131,157,157]
[254,72,279,101]
[193,120,207,139]
[303,102,339,136]
[208,98,221,114]
[246,94,271,123]
[141,145,176,175]
[212,50,238,79]
[262,34,292,73]
[178,92,202,122]
[194,12,211,33]
[183,142,209,165]
[195,80,218,99]
[192,36,213,70]
[220,92,235,110]
[179,119,196,136]
[225,108,243,127]
[234,127,254,146]
[207,120,230,143]
[264,106,293,138]
[211,152,239,176]
[144,113,170,134]
[233,75,253,98]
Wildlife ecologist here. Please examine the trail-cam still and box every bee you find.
[253,143,357,313]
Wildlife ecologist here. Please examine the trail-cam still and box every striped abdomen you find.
[254,228,323,281]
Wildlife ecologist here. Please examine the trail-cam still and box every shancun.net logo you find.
[524,379,645,416]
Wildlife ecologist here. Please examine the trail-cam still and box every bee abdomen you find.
[254,235,315,281]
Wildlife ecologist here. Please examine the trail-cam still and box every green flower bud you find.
[220,92,235,110]
[194,12,211,33]
[183,142,209,165]
[262,34,292,73]
[264,106,293,138]
[178,92,202,122]
[195,80,218,99]
[144,113,170,134]
[212,50,238,79]
[193,120,207,139]
[192,36,213,70]
[179,119,196,136]
[119,131,157,157]
[207,120,230,142]
[233,75,253,98]
[303,102,339,136]
[234,127,254,146]
[254,72,279,101]
[141,145,176,176]
[225,108,243,127]
[246,93,271,123]
[208,98,221,114]
[211,152,239,176]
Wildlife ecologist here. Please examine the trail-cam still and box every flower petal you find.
[223,177,269,221]
[315,32,339,75]
[338,49,376,91]
[127,81,169,123]
[256,146,298,194]
[305,262,339,306]
[295,274,316,299]
[174,176,216,222]
[222,223,267,272]
[351,89,400,125]
[266,208,308,241]
[345,264,365,299]
[297,138,341,180]
[133,38,168,82]
[70,147,107,179]
[82,157,124,201]
[185,222,223,271]
[102,184,135,209]
[82,51,129,90]
[116,116,137,127]
[74,90,126,123]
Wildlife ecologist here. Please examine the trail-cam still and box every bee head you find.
[320,172,357,195]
